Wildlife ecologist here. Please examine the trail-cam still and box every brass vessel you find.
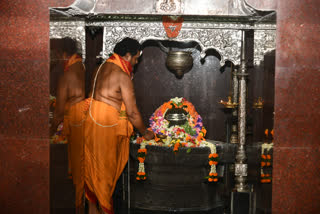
[165,51,193,79]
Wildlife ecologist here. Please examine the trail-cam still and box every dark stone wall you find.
[134,46,231,142]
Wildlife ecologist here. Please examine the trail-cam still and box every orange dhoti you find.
[63,99,89,211]
[84,99,133,214]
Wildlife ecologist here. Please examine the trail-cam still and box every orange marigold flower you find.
[212,153,218,158]
[261,162,266,167]
[213,178,218,182]
[210,172,218,177]
[142,176,146,180]
[138,157,145,163]
[212,161,218,165]
[209,154,213,158]
[154,135,160,142]
[208,178,213,182]
[201,128,207,135]
[209,161,214,165]
[261,179,266,183]
[140,149,147,153]
[266,155,271,159]
[136,137,143,144]
[266,162,271,166]
[136,177,140,180]
[265,129,269,137]
[261,155,266,159]
[261,174,265,178]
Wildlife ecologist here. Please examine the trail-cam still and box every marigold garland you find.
[135,139,219,182]
[136,142,147,180]
[204,141,219,182]
[260,129,274,183]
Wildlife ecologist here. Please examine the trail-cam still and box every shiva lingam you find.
[219,96,238,108]
[158,41,194,79]
[165,104,188,126]
[156,104,188,142]
[253,97,264,109]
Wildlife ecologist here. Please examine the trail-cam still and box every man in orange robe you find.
[84,38,154,214]
[51,37,86,213]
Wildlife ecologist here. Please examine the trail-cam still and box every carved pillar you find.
[234,30,249,192]
[230,67,239,144]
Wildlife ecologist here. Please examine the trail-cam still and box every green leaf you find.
[187,148,192,153]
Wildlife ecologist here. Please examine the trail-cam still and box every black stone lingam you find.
[164,103,188,127]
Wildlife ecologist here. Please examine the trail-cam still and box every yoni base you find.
[129,142,225,213]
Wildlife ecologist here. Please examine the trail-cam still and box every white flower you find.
[170,97,183,104]
[261,143,273,154]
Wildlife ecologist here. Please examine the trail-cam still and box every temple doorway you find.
[49,1,276,213]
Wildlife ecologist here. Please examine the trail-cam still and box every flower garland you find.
[136,141,147,180]
[260,129,273,183]
[202,141,219,182]
[135,138,163,181]
[50,122,67,144]
[135,97,218,182]
[149,97,207,145]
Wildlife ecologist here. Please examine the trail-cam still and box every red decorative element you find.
[108,54,133,78]
[162,16,184,38]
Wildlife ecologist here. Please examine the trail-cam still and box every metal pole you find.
[230,67,239,144]
[234,30,249,192]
